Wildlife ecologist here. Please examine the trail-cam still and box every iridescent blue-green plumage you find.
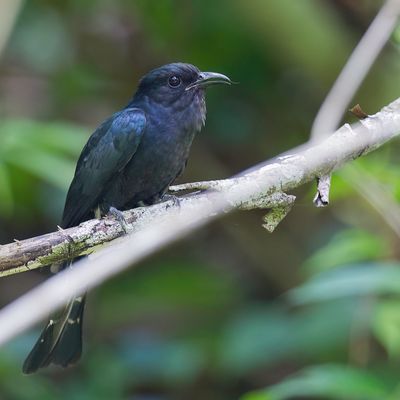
[61,108,146,227]
[23,62,231,373]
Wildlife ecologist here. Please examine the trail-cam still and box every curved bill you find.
[186,72,232,90]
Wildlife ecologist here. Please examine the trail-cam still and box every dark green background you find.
[1,1,400,399]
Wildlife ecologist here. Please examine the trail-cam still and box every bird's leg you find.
[108,207,129,234]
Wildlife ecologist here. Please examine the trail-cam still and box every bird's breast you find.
[104,115,199,208]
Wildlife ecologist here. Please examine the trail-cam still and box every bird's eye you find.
[168,75,181,87]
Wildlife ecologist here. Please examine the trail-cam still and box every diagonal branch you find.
[1,97,400,346]
[311,0,400,206]
[0,188,288,277]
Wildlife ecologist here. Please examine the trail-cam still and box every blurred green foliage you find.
[2,0,400,399]
[242,364,390,400]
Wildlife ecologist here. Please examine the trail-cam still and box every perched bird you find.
[23,63,231,373]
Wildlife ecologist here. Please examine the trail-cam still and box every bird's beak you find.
[186,72,232,90]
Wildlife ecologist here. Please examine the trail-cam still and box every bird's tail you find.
[23,261,86,374]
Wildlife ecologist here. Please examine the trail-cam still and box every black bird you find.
[23,63,231,373]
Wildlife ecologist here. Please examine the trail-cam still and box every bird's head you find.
[134,63,232,109]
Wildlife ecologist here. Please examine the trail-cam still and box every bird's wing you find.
[61,108,146,228]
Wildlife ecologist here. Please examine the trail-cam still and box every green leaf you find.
[219,300,356,375]
[303,229,390,275]
[241,364,389,400]
[243,393,273,400]
[5,148,75,190]
[290,263,400,305]
[373,300,400,359]
[0,163,14,216]
[0,119,88,190]
[0,119,87,157]
[95,261,239,328]
[329,172,356,201]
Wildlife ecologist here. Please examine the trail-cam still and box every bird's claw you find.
[162,194,182,209]
[108,207,129,234]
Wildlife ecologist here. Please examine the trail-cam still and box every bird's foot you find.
[108,207,129,234]
[162,194,182,209]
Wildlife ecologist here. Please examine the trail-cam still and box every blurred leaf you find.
[290,263,400,305]
[392,23,400,45]
[329,171,356,201]
[303,229,390,275]
[233,0,352,85]
[0,336,60,399]
[0,119,87,213]
[330,151,400,202]
[6,148,75,190]
[241,364,389,400]
[116,336,206,385]
[219,300,356,375]
[95,261,239,328]
[65,348,127,400]
[373,300,400,359]
[0,119,88,156]
[0,163,14,216]
[243,393,273,400]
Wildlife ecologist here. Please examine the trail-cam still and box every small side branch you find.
[313,175,331,207]
[239,192,296,232]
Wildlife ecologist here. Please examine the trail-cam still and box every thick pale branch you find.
[0,188,289,277]
[0,97,400,346]
[1,98,400,276]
